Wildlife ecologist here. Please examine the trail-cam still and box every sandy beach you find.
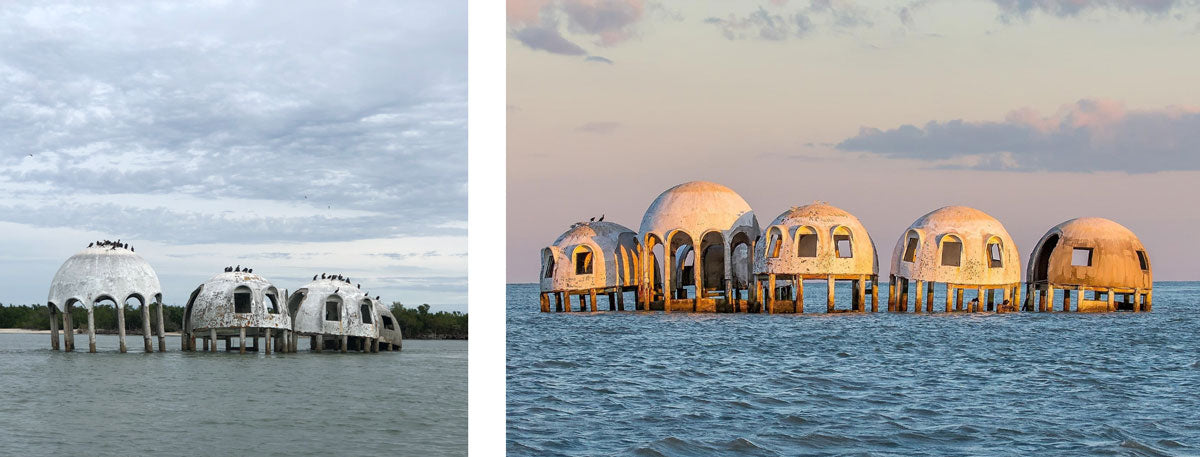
[0,328,182,336]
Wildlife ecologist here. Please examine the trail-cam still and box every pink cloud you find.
[507,0,645,56]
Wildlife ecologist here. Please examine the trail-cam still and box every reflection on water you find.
[0,334,465,456]
[507,282,1200,456]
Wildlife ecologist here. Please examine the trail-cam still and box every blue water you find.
[506,282,1200,456]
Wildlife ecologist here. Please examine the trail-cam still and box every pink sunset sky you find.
[507,0,1200,283]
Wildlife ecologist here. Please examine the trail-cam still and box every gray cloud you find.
[990,0,1188,17]
[510,25,587,55]
[507,0,646,56]
[584,55,615,64]
[836,99,1200,173]
[704,1,870,41]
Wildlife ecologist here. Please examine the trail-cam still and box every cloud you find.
[989,0,1187,18]
[704,1,870,41]
[508,0,646,56]
[576,121,621,134]
[584,55,615,64]
[836,99,1200,173]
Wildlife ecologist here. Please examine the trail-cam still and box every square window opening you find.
[575,251,593,275]
[903,237,919,263]
[1071,247,1093,267]
[941,241,962,267]
[325,301,340,321]
[360,304,373,324]
[382,315,395,330]
[265,294,279,314]
[797,234,818,258]
[988,243,1002,268]
[233,292,252,313]
[834,235,852,258]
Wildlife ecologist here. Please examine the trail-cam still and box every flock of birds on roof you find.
[88,240,133,252]
[570,214,604,229]
[224,265,254,273]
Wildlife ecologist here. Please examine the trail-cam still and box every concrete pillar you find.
[50,309,60,350]
[265,329,272,354]
[753,277,763,313]
[1047,287,1055,312]
[767,274,776,314]
[617,290,625,311]
[693,252,702,311]
[945,284,953,313]
[239,327,246,354]
[1000,287,1011,313]
[724,278,734,312]
[955,287,964,311]
[913,280,923,314]
[986,289,995,312]
[315,335,323,352]
[926,281,934,313]
[1076,285,1084,312]
[826,276,835,313]
[870,276,879,313]
[1133,288,1142,312]
[341,335,348,353]
[141,303,153,352]
[976,287,984,312]
[63,308,73,352]
[663,252,672,313]
[87,307,97,353]
[589,289,598,313]
[898,278,908,312]
[372,337,380,353]
[116,303,128,353]
[577,293,586,312]
[1062,288,1071,312]
[887,275,896,312]
[1146,290,1153,311]
[796,278,805,314]
[1014,285,1022,312]
[539,293,549,312]
[1106,288,1115,312]
[155,301,166,352]
[554,293,563,312]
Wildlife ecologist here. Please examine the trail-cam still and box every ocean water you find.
[507,282,1200,456]
[0,334,466,456]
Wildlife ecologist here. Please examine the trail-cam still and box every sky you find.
[507,0,1200,283]
[0,1,467,311]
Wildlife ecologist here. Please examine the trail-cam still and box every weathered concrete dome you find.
[288,278,379,338]
[890,206,1019,286]
[639,181,760,243]
[1028,217,1151,289]
[373,300,403,350]
[183,271,290,333]
[47,246,162,310]
[754,202,878,276]
[541,221,640,292]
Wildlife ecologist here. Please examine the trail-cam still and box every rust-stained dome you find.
[184,271,290,333]
[889,206,1020,286]
[754,202,878,276]
[288,277,379,338]
[541,221,639,292]
[1028,217,1151,289]
[639,181,760,243]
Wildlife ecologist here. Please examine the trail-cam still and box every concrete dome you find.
[541,221,639,292]
[47,246,162,310]
[183,271,290,333]
[288,277,379,338]
[373,300,404,350]
[890,206,1020,286]
[639,181,759,243]
[754,202,878,276]
[1028,217,1151,289]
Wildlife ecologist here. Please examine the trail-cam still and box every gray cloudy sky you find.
[0,1,467,311]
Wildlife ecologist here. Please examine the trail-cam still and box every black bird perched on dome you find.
[589,216,595,222]
[235,265,241,272]
[88,242,93,247]
[598,214,604,222]
[334,288,339,294]
[313,274,318,280]
[321,273,326,279]
[225,266,232,272]
[375,296,380,301]
[357,283,361,289]
[247,268,252,273]
[131,247,134,252]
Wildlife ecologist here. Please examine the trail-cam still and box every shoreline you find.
[0,328,466,340]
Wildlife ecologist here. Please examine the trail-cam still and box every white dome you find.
[639,181,759,243]
[541,221,639,292]
[184,271,290,333]
[889,206,1020,286]
[47,246,162,310]
[373,300,404,348]
[288,277,379,338]
[754,202,878,276]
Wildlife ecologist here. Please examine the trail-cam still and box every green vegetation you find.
[1,302,467,339]
[390,302,468,339]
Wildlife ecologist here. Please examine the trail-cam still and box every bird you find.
[130,247,134,252]
[375,296,380,301]
[247,268,252,273]
[313,274,318,280]
[321,273,326,279]
[225,266,232,272]
[598,214,605,222]
[88,242,93,247]
[589,216,595,222]
[334,288,339,294]
[357,283,361,289]
[235,265,241,272]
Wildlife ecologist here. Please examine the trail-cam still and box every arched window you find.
[832,226,853,258]
[573,246,594,275]
[986,237,1003,268]
[233,286,252,313]
[382,315,396,330]
[941,235,962,267]
[324,295,342,321]
[767,227,783,258]
[1137,250,1149,270]
[265,288,280,314]
[542,248,555,278]
[796,226,817,258]
[360,302,373,324]
[902,231,919,263]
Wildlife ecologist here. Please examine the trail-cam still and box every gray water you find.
[507,282,1200,456]
[0,333,466,456]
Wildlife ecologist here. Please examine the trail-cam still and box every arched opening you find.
[1032,234,1059,283]
[700,231,725,294]
[265,288,280,314]
[233,286,253,313]
[616,232,640,288]
[360,301,373,324]
[324,295,342,321]
[573,245,594,275]
[940,234,962,267]
[183,286,202,335]
[287,289,307,319]
[541,248,555,279]
[902,230,920,263]
[730,232,752,292]
[986,236,1003,268]
[124,295,143,335]
[646,234,665,302]
[832,226,853,258]
[668,231,696,299]
[382,315,395,330]
[94,295,118,333]
[765,227,784,258]
[796,226,818,258]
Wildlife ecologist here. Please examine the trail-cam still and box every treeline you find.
[0,303,185,333]
[390,303,468,339]
[0,302,467,339]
